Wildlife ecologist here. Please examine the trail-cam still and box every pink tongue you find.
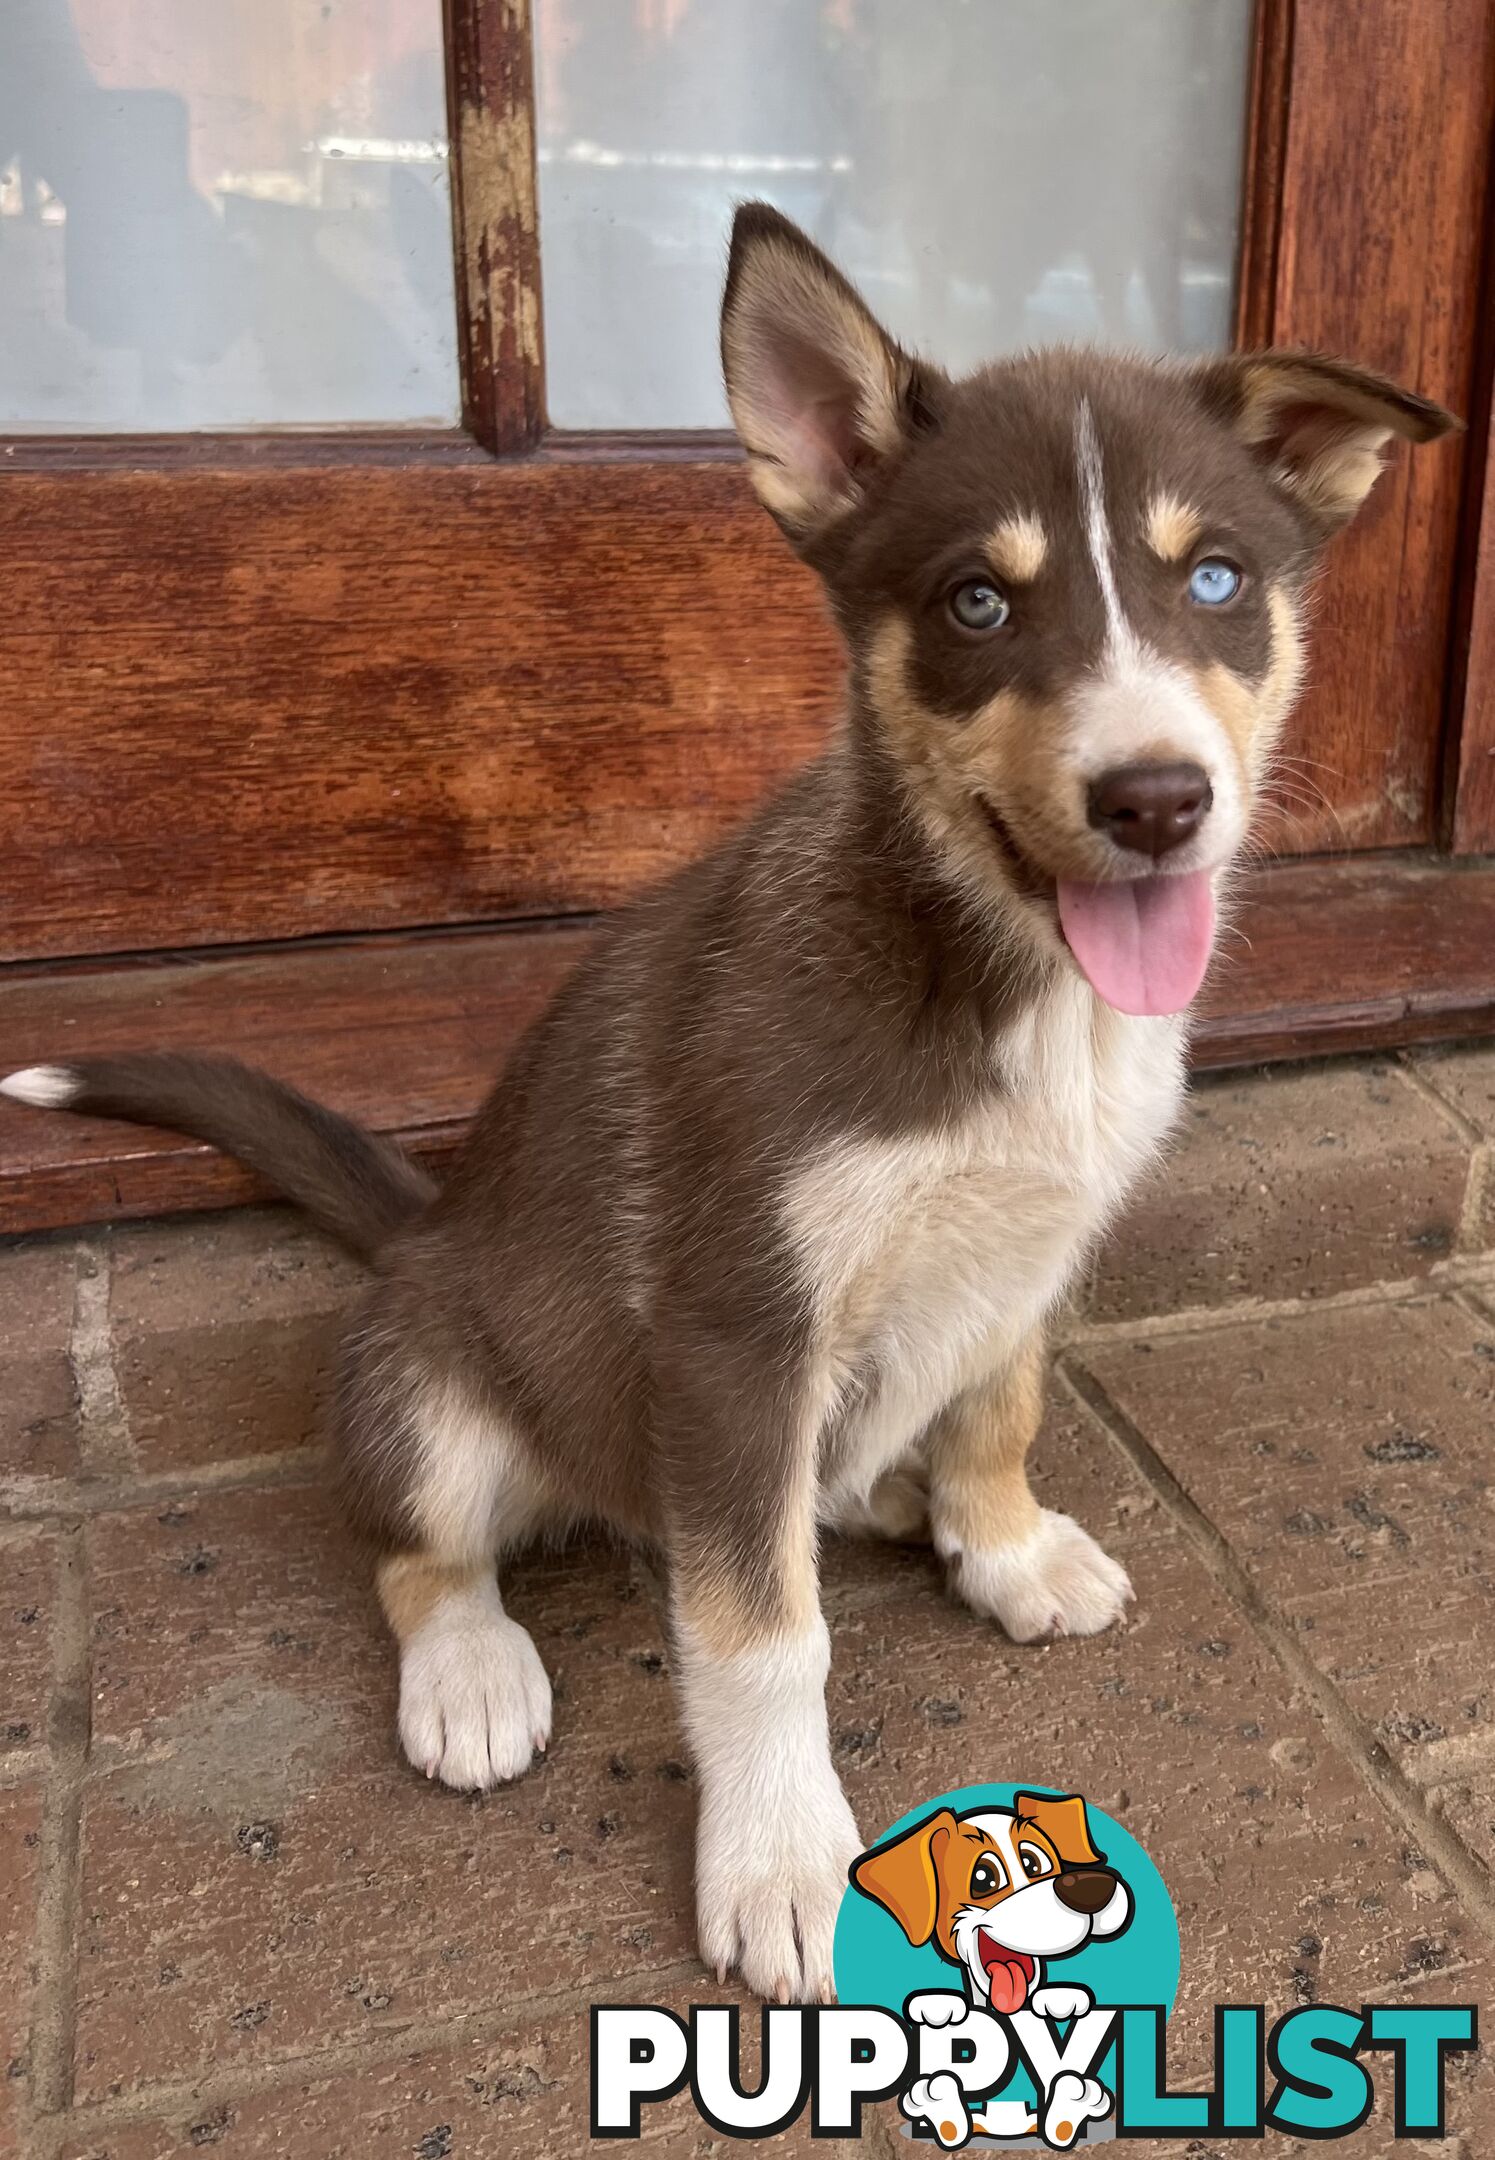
[1057,870,1216,1017]
[983,1955,1030,2015]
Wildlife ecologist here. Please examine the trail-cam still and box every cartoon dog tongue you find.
[1057,870,1215,1017]
[978,1935,1032,2014]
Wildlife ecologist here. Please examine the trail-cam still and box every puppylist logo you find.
[592,1783,1477,2147]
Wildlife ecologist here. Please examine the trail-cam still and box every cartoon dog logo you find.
[850,1792,1133,2149]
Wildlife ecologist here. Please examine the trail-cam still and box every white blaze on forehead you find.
[1067,398,1244,852]
[1074,397,1138,662]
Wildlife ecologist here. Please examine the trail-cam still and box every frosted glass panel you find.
[536,0,1253,431]
[1,0,459,429]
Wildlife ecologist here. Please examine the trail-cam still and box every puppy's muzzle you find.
[1053,1866,1120,1915]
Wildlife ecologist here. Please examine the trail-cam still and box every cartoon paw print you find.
[901,2071,969,2149]
[1042,2070,1111,2150]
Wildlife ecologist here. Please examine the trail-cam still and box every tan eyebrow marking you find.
[1144,491,1203,563]
[986,511,1048,584]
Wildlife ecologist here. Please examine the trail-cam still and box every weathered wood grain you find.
[444,0,546,451]
[0,454,841,962]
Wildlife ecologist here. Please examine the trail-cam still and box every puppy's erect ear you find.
[1193,349,1460,533]
[721,201,942,547]
[1014,1792,1103,1870]
[850,1808,957,1948]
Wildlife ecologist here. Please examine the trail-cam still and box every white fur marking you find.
[1,1065,80,1109]
[1070,401,1247,863]
[1074,399,1134,660]
[784,979,1184,1508]
[677,1613,859,2000]
[1065,643,1247,862]
[397,1570,552,1790]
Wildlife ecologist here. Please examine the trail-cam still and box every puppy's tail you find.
[1,1054,435,1262]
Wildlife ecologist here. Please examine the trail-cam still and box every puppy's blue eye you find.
[1189,557,1242,606]
[949,579,1011,632]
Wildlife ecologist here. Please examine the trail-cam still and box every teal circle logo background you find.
[833,1782,1179,2101]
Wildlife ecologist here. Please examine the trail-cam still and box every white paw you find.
[398,1581,552,1791]
[902,2072,969,2149]
[1043,2069,1111,2148]
[1030,1982,1093,2023]
[951,1510,1132,1643]
[906,1989,972,2029]
[695,1781,860,2002]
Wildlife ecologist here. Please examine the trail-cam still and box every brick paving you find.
[2,1048,1495,2156]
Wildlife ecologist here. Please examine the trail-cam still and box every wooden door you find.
[1,0,1493,1232]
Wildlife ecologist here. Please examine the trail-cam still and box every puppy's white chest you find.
[783,990,1184,1492]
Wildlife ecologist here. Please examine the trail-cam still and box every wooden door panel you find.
[1245,0,1494,854]
[1,453,840,961]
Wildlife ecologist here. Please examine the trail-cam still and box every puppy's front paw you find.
[696,1783,860,2002]
[398,1603,552,1791]
[951,1510,1132,1643]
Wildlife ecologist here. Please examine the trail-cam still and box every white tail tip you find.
[0,1065,81,1109]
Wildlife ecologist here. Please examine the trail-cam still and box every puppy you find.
[3,204,1456,2004]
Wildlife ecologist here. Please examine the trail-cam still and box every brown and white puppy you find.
[3,205,1457,2005]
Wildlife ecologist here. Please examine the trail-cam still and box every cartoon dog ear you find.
[1014,1792,1103,1869]
[850,1808,958,1947]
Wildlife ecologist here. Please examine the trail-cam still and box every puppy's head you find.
[850,1792,1132,2012]
[722,203,1459,1016]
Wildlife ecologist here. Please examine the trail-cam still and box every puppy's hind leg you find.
[378,1542,552,1791]
[341,1335,552,1792]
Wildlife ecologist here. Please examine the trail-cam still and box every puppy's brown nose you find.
[1087,762,1212,860]
[1053,1867,1118,1915]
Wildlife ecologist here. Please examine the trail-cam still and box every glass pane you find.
[1,0,459,430]
[536,0,1253,431]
